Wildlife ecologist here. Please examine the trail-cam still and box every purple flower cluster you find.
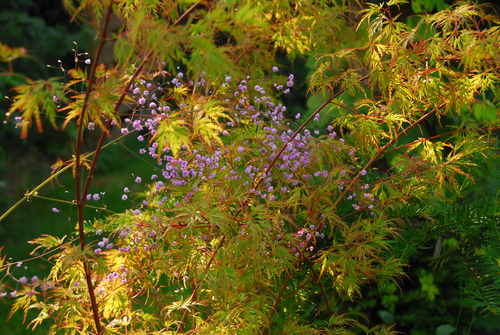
[292,225,327,256]
[0,274,43,299]
[346,181,378,215]
[104,66,377,269]
[104,264,129,284]
[95,235,114,254]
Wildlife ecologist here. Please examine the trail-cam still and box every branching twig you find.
[260,101,446,334]
[74,2,114,334]
[254,74,369,192]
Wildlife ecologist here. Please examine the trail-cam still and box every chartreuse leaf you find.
[193,99,231,146]
[8,290,38,324]
[0,41,30,63]
[8,78,65,138]
[153,114,191,158]
[28,234,66,255]
[60,65,125,130]
[0,247,5,270]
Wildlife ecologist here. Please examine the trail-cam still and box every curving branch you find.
[260,100,447,334]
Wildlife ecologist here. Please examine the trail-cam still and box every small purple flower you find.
[295,113,301,119]
[119,230,128,238]
[95,248,102,254]
[10,291,17,297]
[98,241,105,248]
[272,66,279,72]
[121,128,129,134]
[93,193,100,201]
[237,146,244,154]
[225,76,231,83]
[19,276,27,284]
[139,97,146,105]
[134,209,140,216]
[52,208,60,213]
[361,170,367,176]
[135,176,142,183]
[96,229,102,235]
[85,59,91,64]
[31,276,39,283]
[106,243,114,249]
[137,135,144,142]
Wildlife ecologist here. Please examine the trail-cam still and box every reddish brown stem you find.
[254,75,369,192]
[82,49,153,200]
[260,102,445,335]
[174,1,202,26]
[74,2,114,334]
[302,253,332,317]
[383,129,458,155]
[176,235,225,333]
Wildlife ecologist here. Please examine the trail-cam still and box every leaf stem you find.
[0,131,132,223]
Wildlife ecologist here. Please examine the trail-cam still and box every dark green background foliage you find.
[1,0,500,334]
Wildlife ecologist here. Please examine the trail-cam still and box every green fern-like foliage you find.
[389,153,500,317]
